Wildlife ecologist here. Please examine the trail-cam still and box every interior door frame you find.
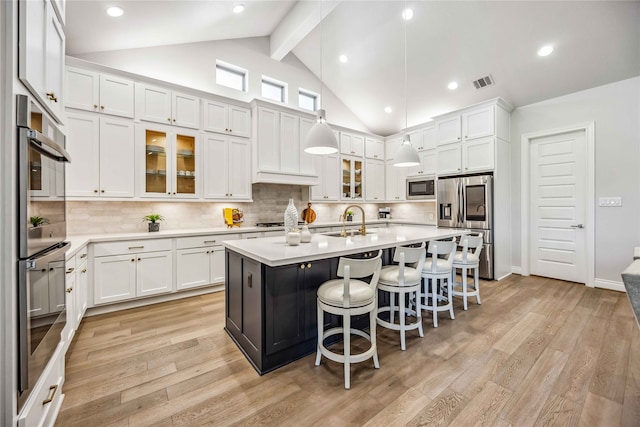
[520,122,595,287]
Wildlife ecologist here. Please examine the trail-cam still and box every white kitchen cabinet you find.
[386,162,408,201]
[385,138,402,160]
[365,159,385,201]
[74,251,89,327]
[136,83,200,129]
[299,117,317,176]
[340,132,365,157]
[62,257,76,343]
[252,101,318,185]
[202,134,251,200]
[65,67,135,118]
[420,126,437,151]
[137,124,200,199]
[436,116,462,146]
[310,152,340,201]
[365,137,384,160]
[17,341,65,427]
[66,113,135,198]
[19,0,65,122]
[436,143,463,175]
[463,137,495,173]
[175,234,239,290]
[94,239,173,305]
[342,156,363,200]
[203,100,251,138]
[462,106,494,141]
[436,137,495,176]
[407,150,437,177]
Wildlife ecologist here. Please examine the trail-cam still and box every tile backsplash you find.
[67,184,436,235]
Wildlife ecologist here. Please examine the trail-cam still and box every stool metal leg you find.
[475,266,481,305]
[315,302,323,366]
[343,314,351,389]
[399,291,406,351]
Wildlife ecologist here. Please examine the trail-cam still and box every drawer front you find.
[18,344,65,427]
[175,234,240,249]
[74,246,89,264]
[65,255,76,273]
[93,239,172,257]
[242,232,263,240]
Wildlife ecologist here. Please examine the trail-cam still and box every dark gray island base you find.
[223,226,468,374]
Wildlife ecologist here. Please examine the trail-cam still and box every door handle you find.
[570,224,584,229]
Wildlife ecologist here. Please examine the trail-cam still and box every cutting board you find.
[301,202,316,224]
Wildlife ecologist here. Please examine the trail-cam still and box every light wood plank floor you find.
[56,274,640,426]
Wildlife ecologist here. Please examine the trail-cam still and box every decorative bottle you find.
[300,224,312,243]
[284,198,298,236]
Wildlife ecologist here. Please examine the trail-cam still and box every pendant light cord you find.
[320,0,323,114]
[404,0,408,139]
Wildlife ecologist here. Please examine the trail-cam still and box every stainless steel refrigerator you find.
[437,174,494,279]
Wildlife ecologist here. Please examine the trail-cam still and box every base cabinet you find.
[225,250,338,373]
[176,246,226,290]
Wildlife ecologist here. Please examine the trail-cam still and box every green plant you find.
[346,210,354,216]
[29,216,49,227]
[142,214,165,223]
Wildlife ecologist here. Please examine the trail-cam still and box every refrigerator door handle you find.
[460,183,466,227]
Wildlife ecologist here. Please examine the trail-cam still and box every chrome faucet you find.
[340,205,366,237]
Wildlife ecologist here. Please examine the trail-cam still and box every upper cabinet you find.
[19,0,65,123]
[203,100,251,138]
[419,126,437,151]
[251,100,318,185]
[340,132,365,157]
[136,83,200,129]
[136,124,200,198]
[365,138,384,160]
[65,67,135,118]
[310,151,340,202]
[435,116,462,146]
[202,134,251,201]
[462,106,495,141]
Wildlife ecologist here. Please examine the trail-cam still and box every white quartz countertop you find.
[63,219,435,259]
[222,225,468,267]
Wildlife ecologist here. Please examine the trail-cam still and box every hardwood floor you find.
[56,274,640,426]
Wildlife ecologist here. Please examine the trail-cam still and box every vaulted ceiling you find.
[65,1,640,136]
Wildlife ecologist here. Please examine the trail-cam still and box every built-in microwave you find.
[406,176,436,200]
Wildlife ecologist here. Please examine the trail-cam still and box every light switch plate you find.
[599,197,622,207]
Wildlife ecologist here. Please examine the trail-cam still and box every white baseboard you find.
[594,278,626,293]
[511,266,523,275]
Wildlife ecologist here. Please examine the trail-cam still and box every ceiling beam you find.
[270,0,341,61]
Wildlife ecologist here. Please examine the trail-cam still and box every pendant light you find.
[393,2,420,167]
[304,0,339,155]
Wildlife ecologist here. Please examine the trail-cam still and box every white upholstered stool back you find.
[452,234,483,310]
[421,239,457,327]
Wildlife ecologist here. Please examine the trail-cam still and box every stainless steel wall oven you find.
[16,94,71,411]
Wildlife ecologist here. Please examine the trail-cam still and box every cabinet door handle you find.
[137,258,141,261]
[81,268,87,273]
[307,263,311,268]
[247,272,253,288]
[66,287,72,293]
[101,189,105,193]
[101,105,105,110]
[128,246,144,250]
[300,264,305,269]
[66,268,74,274]
[206,250,210,254]
[167,118,171,122]
[42,384,58,405]
[80,253,87,259]
[204,240,217,244]
[131,259,135,262]
[173,119,176,122]
[46,92,57,102]
[93,104,98,109]
[94,189,98,193]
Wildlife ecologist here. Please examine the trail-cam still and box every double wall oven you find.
[16,95,71,411]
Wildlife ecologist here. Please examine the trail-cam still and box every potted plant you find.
[346,210,354,222]
[29,216,49,228]
[143,214,165,232]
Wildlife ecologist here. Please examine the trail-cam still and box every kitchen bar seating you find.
[315,251,382,389]
[376,244,426,350]
[420,239,457,327]
[452,235,484,310]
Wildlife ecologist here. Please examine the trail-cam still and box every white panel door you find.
[137,84,172,125]
[530,130,586,283]
[462,107,494,141]
[66,67,99,112]
[203,134,229,199]
[136,251,173,297]
[210,248,226,284]
[100,117,135,197]
[365,159,385,201]
[100,74,135,118]
[463,137,495,173]
[257,107,279,171]
[45,4,64,119]
[172,92,200,129]
[436,116,461,145]
[299,117,316,175]
[228,138,251,199]
[324,153,341,201]
[279,112,299,173]
[437,143,462,176]
[228,105,251,138]
[421,126,437,151]
[176,248,210,290]
[94,255,136,304]
[66,113,100,197]
[203,100,228,134]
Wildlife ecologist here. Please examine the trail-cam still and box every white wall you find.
[511,76,640,283]
[72,36,372,134]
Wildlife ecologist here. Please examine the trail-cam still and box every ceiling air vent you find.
[472,75,494,90]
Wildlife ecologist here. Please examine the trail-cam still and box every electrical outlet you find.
[599,197,622,207]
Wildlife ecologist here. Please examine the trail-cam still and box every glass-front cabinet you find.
[138,124,199,198]
[341,156,363,200]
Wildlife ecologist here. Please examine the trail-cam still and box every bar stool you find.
[376,244,426,351]
[420,239,457,327]
[315,251,382,389]
[452,235,484,310]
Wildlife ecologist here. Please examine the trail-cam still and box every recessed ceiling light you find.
[402,8,414,20]
[106,6,124,17]
[448,82,458,90]
[339,55,348,63]
[233,4,245,14]
[384,106,392,113]
[537,45,554,57]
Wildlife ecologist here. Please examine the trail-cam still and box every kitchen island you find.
[223,225,468,374]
